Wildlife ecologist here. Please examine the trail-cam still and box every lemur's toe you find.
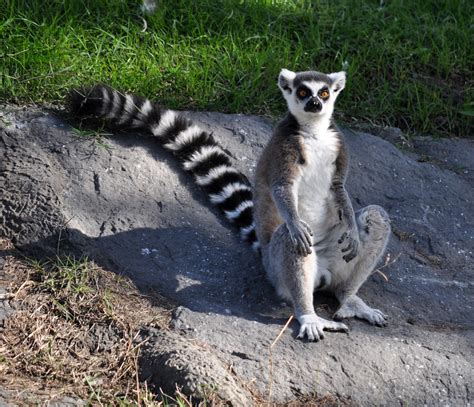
[366,308,388,327]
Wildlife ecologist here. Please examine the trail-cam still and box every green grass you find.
[72,126,113,150]
[1,0,473,136]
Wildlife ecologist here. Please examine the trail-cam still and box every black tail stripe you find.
[144,103,162,128]
[245,229,257,243]
[69,86,100,117]
[118,92,127,121]
[175,133,219,162]
[86,87,101,115]
[232,206,253,228]
[160,115,191,144]
[191,151,231,176]
[204,172,248,195]
[217,189,253,211]
[128,94,145,123]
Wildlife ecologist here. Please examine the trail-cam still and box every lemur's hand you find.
[287,218,313,256]
[297,314,349,341]
[338,227,359,262]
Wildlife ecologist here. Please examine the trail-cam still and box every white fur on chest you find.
[297,128,340,228]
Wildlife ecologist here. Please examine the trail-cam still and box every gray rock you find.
[139,326,253,405]
[0,105,473,405]
[374,126,412,149]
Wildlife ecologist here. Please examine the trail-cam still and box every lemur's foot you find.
[334,295,387,327]
[297,314,349,341]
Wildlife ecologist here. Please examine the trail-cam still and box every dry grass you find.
[0,238,348,406]
[0,243,171,405]
[276,394,350,407]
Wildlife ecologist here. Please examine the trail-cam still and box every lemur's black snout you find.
[304,97,322,113]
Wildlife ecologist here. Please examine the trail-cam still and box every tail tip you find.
[66,85,104,117]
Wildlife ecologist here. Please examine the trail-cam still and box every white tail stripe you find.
[224,200,253,220]
[195,165,238,186]
[183,145,223,170]
[164,125,202,151]
[100,87,110,116]
[209,182,251,204]
[240,223,255,236]
[138,99,152,119]
[118,94,136,124]
[150,110,177,137]
[240,224,255,240]
[106,90,122,120]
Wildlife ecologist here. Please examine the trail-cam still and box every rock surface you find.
[1,105,473,405]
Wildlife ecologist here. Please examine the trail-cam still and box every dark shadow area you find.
[1,226,287,325]
[1,225,429,342]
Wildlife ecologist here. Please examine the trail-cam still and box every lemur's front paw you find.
[297,314,349,341]
[287,219,313,256]
[338,228,359,262]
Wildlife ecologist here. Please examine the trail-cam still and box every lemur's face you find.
[278,69,346,120]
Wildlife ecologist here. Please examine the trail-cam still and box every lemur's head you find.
[278,69,346,121]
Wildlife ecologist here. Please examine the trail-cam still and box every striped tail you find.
[67,85,259,250]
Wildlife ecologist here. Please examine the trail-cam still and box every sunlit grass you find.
[1,0,472,136]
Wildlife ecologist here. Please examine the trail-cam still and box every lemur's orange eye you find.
[298,89,307,98]
[320,90,329,99]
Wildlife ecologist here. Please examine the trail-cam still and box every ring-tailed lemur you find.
[254,69,391,340]
[67,70,391,342]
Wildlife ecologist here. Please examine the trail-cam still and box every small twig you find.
[270,315,294,349]
[13,279,34,300]
[131,332,148,405]
[375,269,389,282]
[375,252,402,282]
[57,215,75,255]
[111,335,135,382]
[135,350,141,406]
[267,315,293,405]
[159,388,177,404]
[0,293,14,300]
[18,66,73,83]
[175,385,193,407]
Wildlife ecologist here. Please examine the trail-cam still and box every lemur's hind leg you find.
[331,205,391,326]
[263,224,348,341]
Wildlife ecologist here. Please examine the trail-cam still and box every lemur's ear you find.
[328,71,346,92]
[278,69,296,94]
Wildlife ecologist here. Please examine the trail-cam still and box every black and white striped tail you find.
[67,85,259,250]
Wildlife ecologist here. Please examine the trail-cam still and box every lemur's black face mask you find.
[296,85,322,113]
[304,97,322,113]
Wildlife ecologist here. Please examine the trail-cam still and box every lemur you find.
[254,69,391,340]
[67,69,391,341]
